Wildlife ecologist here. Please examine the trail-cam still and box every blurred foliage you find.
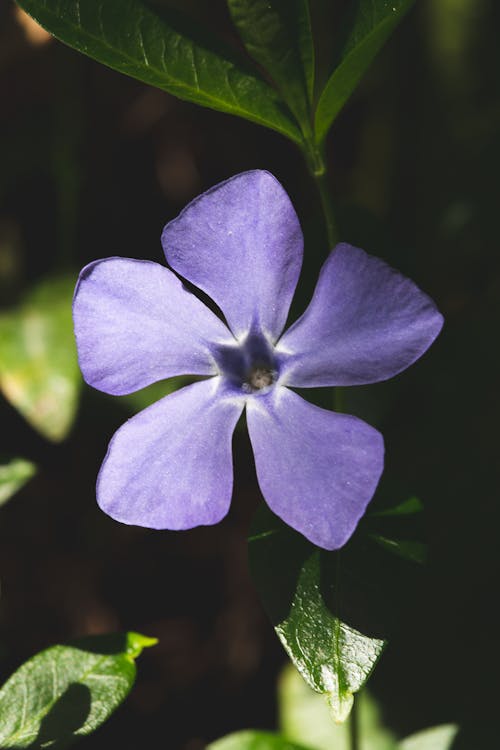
[279,665,396,750]
[213,665,459,749]
[0,275,81,442]
[0,457,36,507]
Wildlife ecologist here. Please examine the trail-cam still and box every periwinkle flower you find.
[73,171,443,550]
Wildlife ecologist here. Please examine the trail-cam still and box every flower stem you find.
[301,138,339,250]
[349,697,360,750]
[314,169,339,250]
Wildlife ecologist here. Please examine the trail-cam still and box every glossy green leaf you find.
[208,730,314,750]
[0,458,37,508]
[16,0,302,144]
[399,725,459,750]
[249,512,385,723]
[315,0,416,142]
[369,534,427,564]
[0,275,81,442]
[227,0,314,129]
[279,664,397,750]
[0,632,157,749]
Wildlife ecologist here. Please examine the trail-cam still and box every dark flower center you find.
[214,331,280,396]
[244,365,275,392]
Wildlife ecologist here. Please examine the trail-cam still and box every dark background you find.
[1,0,499,747]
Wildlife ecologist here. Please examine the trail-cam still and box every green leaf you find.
[279,664,397,750]
[120,375,187,413]
[369,534,427,565]
[399,725,459,750]
[227,0,314,130]
[0,631,157,749]
[314,0,416,142]
[249,511,385,723]
[371,496,423,517]
[0,458,37,508]
[208,730,314,750]
[16,0,302,144]
[0,275,81,442]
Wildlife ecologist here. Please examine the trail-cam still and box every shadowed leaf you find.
[16,0,302,143]
[227,0,314,130]
[249,509,385,722]
[315,0,416,142]
[0,632,157,749]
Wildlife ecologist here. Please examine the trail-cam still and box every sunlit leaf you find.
[315,0,416,142]
[0,632,157,749]
[0,275,81,442]
[16,0,302,144]
[279,664,397,750]
[249,510,385,723]
[208,730,314,750]
[399,725,459,750]
[227,0,314,130]
[0,458,37,507]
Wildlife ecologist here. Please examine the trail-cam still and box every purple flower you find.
[73,171,443,550]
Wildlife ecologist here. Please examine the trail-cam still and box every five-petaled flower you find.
[73,171,443,550]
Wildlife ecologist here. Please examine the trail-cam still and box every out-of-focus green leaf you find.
[121,376,188,413]
[369,534,427,564]
[0,458,37,507]
[0,275,81,442]
[399,725,459,750]
[372,497,423,517]
[227,0,314,129]
[0,631,157,749]
[249,510,385,723]
[315,0,416,142]
[16,0,302,144]
[208,730,314,750]
[279,664,397,750]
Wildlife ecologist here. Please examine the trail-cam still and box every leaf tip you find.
[325,689,354,724]
[125,632,158,660]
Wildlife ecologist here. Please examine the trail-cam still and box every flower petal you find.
[247,387,384,550]
[278,243,444,387]
[161,170,303,341]
[73,257,233,395]
[97,378,244,529]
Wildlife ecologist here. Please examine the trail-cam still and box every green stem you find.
[301,137,343,410]
[314,169,339,250]
[349,696,360,750]
[301,139,339,250]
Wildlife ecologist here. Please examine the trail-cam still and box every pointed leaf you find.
[279,665,397,750]
[369,534,427,565]
[16,0,302,144]
[0,632,157,749]
[249,511,385,723]
[315,0,416,142]
[208,730,314,750]
[399,725,459,750]
[371,496,423,517]
[0,275,81,442]
[227,0,314,129]
[0,458,37,508]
